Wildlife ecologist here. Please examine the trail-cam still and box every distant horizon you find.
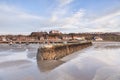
[0,30,120,35]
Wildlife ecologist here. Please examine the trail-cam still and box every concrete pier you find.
[37,42,92,60]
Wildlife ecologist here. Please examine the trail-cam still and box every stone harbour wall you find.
[37,42,92,60]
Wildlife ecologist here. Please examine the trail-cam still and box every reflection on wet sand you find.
[0,60,32,68]
[41,57,108,80]
[93,66,120,80]
[104,45,120,49]
[37,60,65,72]
[0,42,120,80]
[93,42,120,49]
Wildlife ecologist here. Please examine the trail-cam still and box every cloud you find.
[0,4,43,34]
[48,5,120,33]
[0,1,120,34]
[49,0,120,33]
[50,8,68,22]
[50,0,74,22]
[58,9,120,32]
[89,10,120,32]
[61,9,86,28]
[58,0,74,7]
[92,11,120,23]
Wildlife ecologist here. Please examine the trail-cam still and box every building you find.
[62,36,72,40]
[49,30,61,34]
[2,36,7,41]
[30,32,48,37]
[94,36,103,41]
[73,36,85,40]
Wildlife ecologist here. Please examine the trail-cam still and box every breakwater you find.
[37,42,92,60]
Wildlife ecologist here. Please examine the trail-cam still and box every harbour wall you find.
[37,42,92,60]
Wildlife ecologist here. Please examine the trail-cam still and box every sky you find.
[0,0,120,34]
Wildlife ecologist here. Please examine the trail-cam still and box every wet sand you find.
[0,42,120,80]
[0,60,32,68]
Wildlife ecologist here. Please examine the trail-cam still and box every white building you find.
[73,36,85,40]
[49,30,61,34]
[2,37,7,41]
[94,37,103,41]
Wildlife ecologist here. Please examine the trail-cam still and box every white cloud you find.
[58,0,74,7]
[0,2,120,34]
[92,11,120,23]
[0,4,43,34]
[58,9,120,32]
[50,0,73,23]
[49,6,120,33]
[89,10,120,32]
[50,8,67,22]
[61,9,86,28]
[0,4,42,20]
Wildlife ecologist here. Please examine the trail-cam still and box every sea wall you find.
[37,42,92,60]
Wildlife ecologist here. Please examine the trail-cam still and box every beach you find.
[0,42,120,80]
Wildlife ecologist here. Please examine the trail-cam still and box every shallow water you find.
[0,42,120,80]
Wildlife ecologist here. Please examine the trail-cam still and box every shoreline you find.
[0,40,119,44]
